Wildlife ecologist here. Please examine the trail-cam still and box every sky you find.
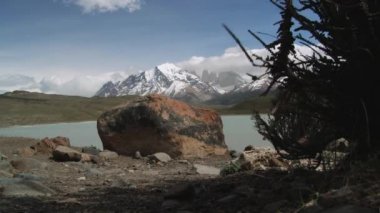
[0,0,283,96]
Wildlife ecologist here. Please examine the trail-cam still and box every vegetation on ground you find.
[227,0,380,162]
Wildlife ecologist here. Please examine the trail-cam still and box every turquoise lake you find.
[0,115,271,151]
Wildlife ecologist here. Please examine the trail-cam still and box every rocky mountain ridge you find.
[95,63,272,103]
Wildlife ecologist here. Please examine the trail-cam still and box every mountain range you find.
[95,63,272,104]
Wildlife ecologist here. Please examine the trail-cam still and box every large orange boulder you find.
[97,95,227,158]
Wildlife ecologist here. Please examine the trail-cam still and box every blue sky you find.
[0,0,280,75]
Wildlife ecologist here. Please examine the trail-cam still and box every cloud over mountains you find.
[0,45,313,97]
[64,0,143,13]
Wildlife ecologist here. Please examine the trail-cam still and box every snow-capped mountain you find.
[95,63,220,102]
[95,63,273,104]
[202,71,246,93]
[229,76,272,94]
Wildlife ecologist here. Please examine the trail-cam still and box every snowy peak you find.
[95,63,219,102]
[230,76,272,93]
[94,63,273,104]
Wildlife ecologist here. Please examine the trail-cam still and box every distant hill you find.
[0,90,274,127]
[0,91,137,127]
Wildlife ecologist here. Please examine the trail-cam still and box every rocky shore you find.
[1,136,379,212]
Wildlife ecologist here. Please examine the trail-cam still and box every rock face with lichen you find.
[97,95,227,158]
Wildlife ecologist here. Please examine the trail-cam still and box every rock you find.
[325,138,350,152]
[77,176,86,181]
[0,178,55,197]
[148,152,172,163]
[0,170,13,178]
[134,151,142,159]
[268,158,289,168]
[178,159,190,164]
[52,146,82,162]
[80,153,93,162]
[82,146,101,155]
[0,159,14,176]
[0,152,8,160]
[193,164,220,175]
[229,150,240,158]
[10,158,47,171]
[321,205,377,213]
[97,95,227,158]
[244,145,255,151]
[99,150,119,160]
[32,136,71,154]
[15,147,36,157]
[90,155,102,164]
[236,149,288,171]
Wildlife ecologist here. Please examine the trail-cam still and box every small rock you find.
[52,146,82,162]
[244,145,254,151]
[268,158,289,168]
[79,187,86,192]
[0,170,13,178]
[99,150,119,160]
[229,150,240,158]
[80,153,93,162]
[193,164,220,175]
[77,176,86,181]
[149,152,172,163]
[0,159,14,175]
[178,160,189,164]
[10,158,47,171]
[82,146,101,155]
[90,155,102,164]
[33,136,71,154]
[0,152,8,160]
[134,151,142,159]
[15,147,36,157]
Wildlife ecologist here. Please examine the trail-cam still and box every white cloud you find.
[39,72,128,96]
[64,0,143,13]
[0,72,128,97]
[0,45,315,97]
[177,44,316,78]
[177,46,269,77]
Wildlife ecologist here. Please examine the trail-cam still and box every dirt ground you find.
[1,137,379,213]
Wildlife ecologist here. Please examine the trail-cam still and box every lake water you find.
[0,115,271,151]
